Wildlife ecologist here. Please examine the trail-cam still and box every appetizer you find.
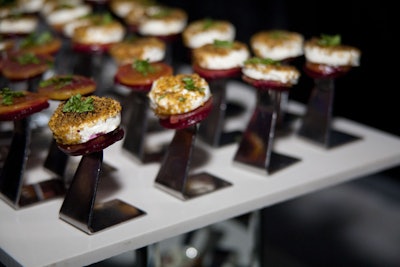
[148,73,213,129]
[242,57,300,90]
[48,94,123,156]
[1,51,54,81]
[37,74,96,100]
[137,5,188,41]
[182,18,236,49]
[43,1,92,33]
[0,13,38,36]
[192,39,250,80]
[18,31,62,56]
[109,36,166,65]
[70,12,126,53]
[250,30,304,61]
[303,34,361,78]
[0,87,49,121]
[114,59,173,92]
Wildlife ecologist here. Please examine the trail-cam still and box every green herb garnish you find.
[1,87,25,105]
[150,7,172,19]
[202,18,215,30]
[62,94,94,113]
[182,77,205,93]
[213,39,233,48]
[39,75,73,89]
[245,57,280,66]
[20,32,53,48]
[16,53,40,65]
[133,59,155,76]
[317,34,341,46]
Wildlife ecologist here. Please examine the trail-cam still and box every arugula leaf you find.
[62,94,94,113]
[202,18,215,30]
[0,87,25,105]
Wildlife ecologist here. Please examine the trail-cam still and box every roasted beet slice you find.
[1,52,54,81]
[159,97,213,129]
[57,127,125,156]
[304,62,351,79]
[242,75,292,92]
[37,75,96,100]
[192,64,242,81]
[0,91,49,121]
[114,62,173,93]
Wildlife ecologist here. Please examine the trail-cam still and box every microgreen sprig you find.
[133,59,155,76]
[245,57,280,66]
[39,75,73,89]
[182,77,205,92]
[62,94,94,113]
[0,87,25,105]
[318,34,341,46]
[213,39,233,48]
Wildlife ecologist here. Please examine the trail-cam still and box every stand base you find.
[155,171,232,201]
[60,199,145,234]
[298,128,361,149]
[0,179,65,209]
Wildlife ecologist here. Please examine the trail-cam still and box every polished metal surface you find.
[122,92,166,163]
[0,118,65,209]
[155,125,231,200]
[298,78,361,148]
[43,139,69,177]
[198,79,242,147]
[59,150,145,234]
[234,90,300,174]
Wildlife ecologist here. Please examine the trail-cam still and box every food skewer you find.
[148,73,231,200]
[48,94,145,234]
[38,74,97,178]
[192,39,250,147]
[233,57,301,174]
[0,88,65,209]
[114,59,173,163]
[297,34,361,148]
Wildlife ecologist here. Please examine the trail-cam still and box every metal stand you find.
[43,139,69,178]
[199,79,242,147]
[122,92,166,163]
[155,125,231,200]
[234,90,300,174]
[59,150,145,234]
[0,118,65,209]
[298,78,361,148]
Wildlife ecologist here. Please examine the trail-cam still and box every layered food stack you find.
[148,73,213,129]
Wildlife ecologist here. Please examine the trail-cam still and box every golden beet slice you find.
[115,61,173,92]
[0,89,49,121]
[1,52,54,81]
[38,75,96,100]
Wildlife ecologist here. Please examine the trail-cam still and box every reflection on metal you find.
[298,78,361,148]
[0,118,65,209]
[199,79,242,147]
[59,150,145,234]
[122,92,166,163]
[155,125,231,200]
[234,90,300,174]
[44,139,69,177]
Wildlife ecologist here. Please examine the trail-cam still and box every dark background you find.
[160,0,399,138]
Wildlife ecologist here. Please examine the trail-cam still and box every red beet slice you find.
[57,127,124,156]
[304,62,351,79]
[192,64,242,81]
[242,75,292,92]
[0,91,49,121]
[159,97,213,129]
